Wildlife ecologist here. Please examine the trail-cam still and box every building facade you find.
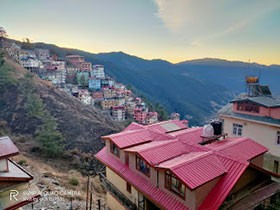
[219,79,280,173]
[95,120,280,210]
[92,65,105,79]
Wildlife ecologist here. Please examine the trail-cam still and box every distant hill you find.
[13,41,280,125]
[177,58,280,95]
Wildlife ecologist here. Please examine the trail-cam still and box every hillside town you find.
[4,40,166,124]
[1,27,280,210]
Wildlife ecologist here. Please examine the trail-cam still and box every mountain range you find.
[28,42,280,125]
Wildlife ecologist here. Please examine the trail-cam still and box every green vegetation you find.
[20,73,64,158]
[17,159,28,166]
[0,51,15,88]
[69,177,79,186]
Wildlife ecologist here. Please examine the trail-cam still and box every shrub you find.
[69,177,79,186]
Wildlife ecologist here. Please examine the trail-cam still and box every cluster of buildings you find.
[95,76,280,210]
[4,43,160,124]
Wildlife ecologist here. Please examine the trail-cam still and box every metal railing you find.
[99,172,137,210]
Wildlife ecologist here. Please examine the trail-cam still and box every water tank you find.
[246,77,259,83]
[202,124,214,137]
[211,120,222,135]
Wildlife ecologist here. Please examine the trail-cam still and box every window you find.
[274,161,279,173]
[136,155,150,177]
[233,123,243,136]
[277,131,280,145]
[237,102,260,113]
[126,182,131,193]
[110,141,120,157]
[165,171,186,199]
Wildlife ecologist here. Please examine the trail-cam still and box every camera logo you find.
[9,190,19,201]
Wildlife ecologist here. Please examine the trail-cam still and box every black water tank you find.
[211,120,222,135]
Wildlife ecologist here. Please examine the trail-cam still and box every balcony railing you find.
[99,172,137,210]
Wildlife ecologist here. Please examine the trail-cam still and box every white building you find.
[112,106,126,121]
[91,65,105,79]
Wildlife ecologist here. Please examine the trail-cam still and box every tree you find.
[21,38,34,50]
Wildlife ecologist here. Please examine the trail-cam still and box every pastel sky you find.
[1,0,280,65]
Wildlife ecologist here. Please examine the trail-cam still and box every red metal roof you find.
[205,137,268,161]
[95,148,189,210]
[104,126,174,149]
[123,122,144,131]
[199,154,249,210]
[0,136,19,159]
[103,129,153,149]
[157,152,227,189]
[169,127,203,144]
[147,120,188,133]
[126,139,206,166]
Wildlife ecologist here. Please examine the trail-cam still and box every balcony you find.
[99,172,137,210]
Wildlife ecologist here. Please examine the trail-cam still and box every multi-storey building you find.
[92,91,104,102]
[104,88,117,99]
[89,77,101,90]
[95,120,280,210]
[219,77,280,173]
[35,48,50,61]
[66,55,85,67]
[134,108,147,124]
[0,136,40,209]
[79,62,92,72]
[111,106,126,121]
[92,65,105,79]
[145,112,158,124]
[101,99,120,110]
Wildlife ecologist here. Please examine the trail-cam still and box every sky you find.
[1,0,280,65]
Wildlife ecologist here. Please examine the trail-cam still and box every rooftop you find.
[231,94,280,108]
[0,136,19,159]
[218,103,280,126]
[96,120,269,209]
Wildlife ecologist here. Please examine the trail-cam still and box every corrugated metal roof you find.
[123,122,144,132]
[205,137,268,161]
[198,154,249,210]
[147,120,188,133]
[231,95,280,108]
[0,136,19,159]
[103,128,174,149]
[103,129,152,148]
[158,152,227,189]
[95,148,189,210]
[126,139,206,166]
[169,127,203,144]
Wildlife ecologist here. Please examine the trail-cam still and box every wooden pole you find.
[86,175,90,210]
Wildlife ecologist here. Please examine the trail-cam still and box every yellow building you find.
[95,120,280,210]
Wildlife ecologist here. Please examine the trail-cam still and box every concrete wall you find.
[0,159,8,172]
[221,115,280,172]
[106,167,139,207]
[107,192,127,210]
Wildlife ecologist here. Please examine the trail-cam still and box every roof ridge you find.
[171,151,213,170]
[214,151,249,166]
[137,139,179,153]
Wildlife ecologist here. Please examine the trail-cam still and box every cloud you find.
[154,0,280,39]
